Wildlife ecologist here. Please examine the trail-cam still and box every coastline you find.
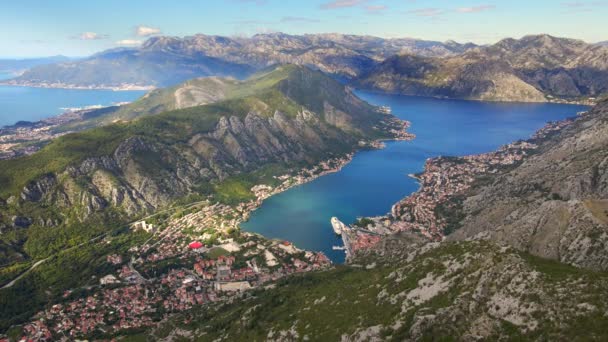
[1,80,598,106]
[355,87,597,106]
[0,104,413,264]
[0,80,155,91]
[0,104,128,160]
[338,112,585,260]
[236,118,414,262]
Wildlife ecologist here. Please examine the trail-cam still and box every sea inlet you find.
[241,91,588,263]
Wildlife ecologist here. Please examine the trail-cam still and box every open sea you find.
[241,91,588,263]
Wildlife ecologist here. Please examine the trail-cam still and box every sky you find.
[1,0,607,57]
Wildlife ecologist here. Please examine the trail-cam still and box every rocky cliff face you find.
[356,54,546,102]
[444,100,608,270]
[13,109,354,221]
[356,35,608,102]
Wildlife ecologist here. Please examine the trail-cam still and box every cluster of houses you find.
[0,107,104,160]
[388,139,540,239]
[385,116,416,141]
[347,231,383,256]
[11,148,378,340]
[532,117,576,140]
[17,224,331,340]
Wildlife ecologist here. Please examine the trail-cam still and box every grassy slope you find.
[63,65,305,130]
[0,65,373,199]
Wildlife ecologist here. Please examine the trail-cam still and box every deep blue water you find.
[242,91,588,263]
[0,75,146,127]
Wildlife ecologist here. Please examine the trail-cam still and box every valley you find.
[0,70,589,340]
[0,65,414,338]
[122,94,608,342]
[0,8,607,338]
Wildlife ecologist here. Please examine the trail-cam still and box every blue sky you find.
[1,0,607,57]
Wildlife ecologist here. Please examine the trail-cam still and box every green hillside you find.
[0,65,381,199]
[0,64,396,269]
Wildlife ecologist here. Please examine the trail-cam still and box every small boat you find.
[377,106,392,114]
[332,246,346,251]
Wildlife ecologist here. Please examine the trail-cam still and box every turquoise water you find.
[0,77,146,127]
[241,92,588,263]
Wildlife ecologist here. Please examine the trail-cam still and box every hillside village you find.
[10,151,368,339]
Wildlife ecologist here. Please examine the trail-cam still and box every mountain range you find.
[0,36,608,340]
[1,31,608,340]
[446,99,608,271]
[0,56,72,74]
[3,33,475,89]
[5,33,608,103]
[356,34,608,102]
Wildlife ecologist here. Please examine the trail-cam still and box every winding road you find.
[1,199,210,289]
[1,233,109,289]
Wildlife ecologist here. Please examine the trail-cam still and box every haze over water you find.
[242,91,588,263]
[0,73,145,127]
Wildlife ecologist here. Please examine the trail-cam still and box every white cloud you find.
[72,32,108,40]
[456,5,496,13]
[320,0,368,10]
[135,25,162,37]
[366,5,387,14]
[408,8,444,17]
[115,39,143,46]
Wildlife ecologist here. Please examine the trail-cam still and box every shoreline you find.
[1,81,598,106]
[0,81,155,91]
[355,87,597,106]
[339,113,584,259]
[237,119,414,261]
[0,104,130,160]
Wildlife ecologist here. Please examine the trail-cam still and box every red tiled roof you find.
[189,241,203,249]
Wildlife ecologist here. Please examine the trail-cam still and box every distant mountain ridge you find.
[355,34,608,102]
[3,33,476,89]
[2,47,254,90]
[0,56,72,73]
[5,33,606,102]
